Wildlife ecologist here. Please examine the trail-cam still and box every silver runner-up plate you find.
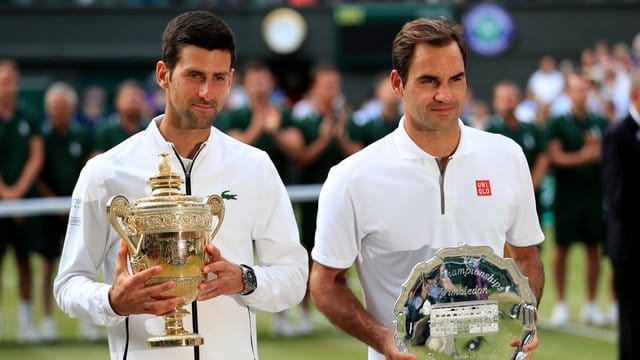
[394,244,536,360]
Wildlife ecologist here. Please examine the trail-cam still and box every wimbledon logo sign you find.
[463,3,515,57]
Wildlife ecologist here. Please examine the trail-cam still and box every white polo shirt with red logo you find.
[312,118,544,360]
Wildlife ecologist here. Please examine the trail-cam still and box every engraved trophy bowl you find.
[394,244,536,360]
[106,152,225,348]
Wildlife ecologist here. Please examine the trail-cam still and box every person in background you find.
[631,32,640,68]
[37,81,96,341]
[527,54,566,109]
[214,59,300,336]
[546,73,609,327]
[349,73,402,149]
[215,59,296,184]
[76,85,107,133]
[144,72,167,119]
[91,79,148,155]
[487,80,549,216]
[0,58,43,343]
[278,63,359,336]
[601,69,640,360]
[53,11,307,360]
[309,17,544,360]
[466,100,491,131]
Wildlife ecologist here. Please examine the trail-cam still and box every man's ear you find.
[229,67,235,83]
[390,70,403,97]
[156,61,169,90]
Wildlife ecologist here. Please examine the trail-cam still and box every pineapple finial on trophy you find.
[148,152,184,196]
[158,152,171,175]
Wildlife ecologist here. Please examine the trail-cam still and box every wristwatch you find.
[239,264,257,295]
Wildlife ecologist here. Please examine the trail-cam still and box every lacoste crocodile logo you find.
[221,190,238,200]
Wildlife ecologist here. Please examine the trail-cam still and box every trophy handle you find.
[394,308,410,353]
[207,194,225,239]
[106,195,138,257]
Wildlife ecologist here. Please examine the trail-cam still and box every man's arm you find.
[290,118,333,169]
[547,136,600,169]
[333,115,364,156]
[227,117,264,145]
[505,244,544,305]
[505,244,543,359]
[530,151,549,191]
[310,262,414,360]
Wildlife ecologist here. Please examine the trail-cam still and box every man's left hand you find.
[509,331,538,360]
[198,245,244,301]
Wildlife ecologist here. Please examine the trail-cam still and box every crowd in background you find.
[1,30,639,344]
[0,0,632,8]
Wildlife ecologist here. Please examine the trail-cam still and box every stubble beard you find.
[414,113,458,133]
[180,103,218,130]
[422,101,461,132]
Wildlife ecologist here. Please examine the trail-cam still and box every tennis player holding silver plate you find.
[394,244,536,360]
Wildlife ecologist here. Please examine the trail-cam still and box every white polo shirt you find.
[312,118,544,360]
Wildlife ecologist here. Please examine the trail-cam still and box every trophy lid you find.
[133,152,202,209]
[148,152,184,197]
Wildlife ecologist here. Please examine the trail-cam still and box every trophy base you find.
[147,333,204,347]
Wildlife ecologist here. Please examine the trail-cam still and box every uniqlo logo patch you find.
[476,180,492,196]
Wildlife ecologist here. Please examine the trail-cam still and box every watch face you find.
[262,8,308,55]
[241,264,257,295]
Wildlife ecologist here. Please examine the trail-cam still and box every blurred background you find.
[2,1,638,120]
[0,0,635,359]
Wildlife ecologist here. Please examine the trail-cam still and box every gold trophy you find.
[106,152,224,347]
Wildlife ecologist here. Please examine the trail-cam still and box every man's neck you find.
[157,117,210,159]
[313,98,333,117]
[250,94,270,109]
[52,122,70,135]
[120,114,142,134]
[405,120,461,158]
[382,103,398,123]
[0,101,15,121]
[502,113,519,128]
[572,107,588,120]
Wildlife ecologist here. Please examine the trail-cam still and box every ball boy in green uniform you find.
[546,73,609,327]
[0,59,43,342]
[37,82,93,340]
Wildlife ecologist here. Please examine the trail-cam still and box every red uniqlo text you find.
[476,180,492,196]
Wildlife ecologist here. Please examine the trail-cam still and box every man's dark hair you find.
[391,16,466,86]
[162,11,236,71]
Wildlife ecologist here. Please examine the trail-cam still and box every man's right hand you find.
[380,327,416,360]
[261,106,282,134]
[108,240,181,316]
[310,262,416,360]
[580,131,601,163]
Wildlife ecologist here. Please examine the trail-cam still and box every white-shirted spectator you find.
[527,55,566,106]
